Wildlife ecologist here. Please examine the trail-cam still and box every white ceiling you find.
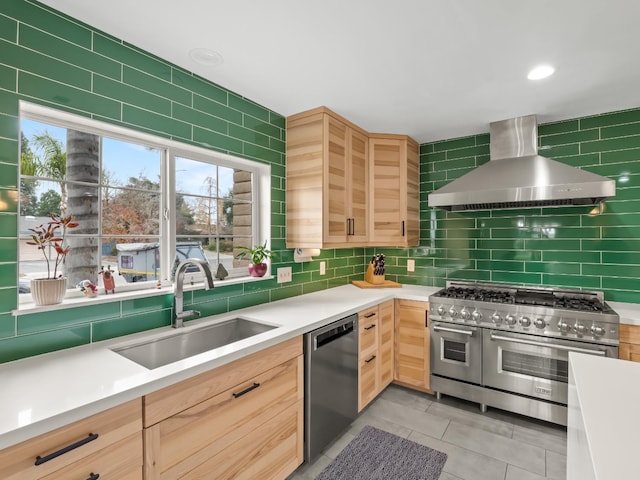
[40,0,640,143]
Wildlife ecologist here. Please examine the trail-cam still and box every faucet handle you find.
[177,309,201,320]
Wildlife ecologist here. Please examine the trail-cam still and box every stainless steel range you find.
[429,281,619,425]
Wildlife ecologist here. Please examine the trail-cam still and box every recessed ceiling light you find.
[189,48,224,67]
[527,65,555,80]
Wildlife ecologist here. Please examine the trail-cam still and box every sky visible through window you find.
[21,119,235,200]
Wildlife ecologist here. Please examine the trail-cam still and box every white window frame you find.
[17,101,271,310]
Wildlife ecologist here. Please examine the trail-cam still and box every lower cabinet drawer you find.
[358,353,378,411]
[41,432,142,480]
[184,400,302,480]
[145,355,302,479]
[0,399,142,480]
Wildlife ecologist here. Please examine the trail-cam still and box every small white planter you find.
[31,277,68,306]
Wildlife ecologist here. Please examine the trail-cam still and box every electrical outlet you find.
[277,266,292,283]
[407,259,415,272]
[319,261,326,275]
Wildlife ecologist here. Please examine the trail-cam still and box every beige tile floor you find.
[289,384,567,480]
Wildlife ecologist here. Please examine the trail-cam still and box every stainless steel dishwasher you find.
[304,313,358,461]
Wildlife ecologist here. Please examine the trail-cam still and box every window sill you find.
[13,274,274,316]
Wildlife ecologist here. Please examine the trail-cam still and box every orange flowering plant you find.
[27,214,79,279]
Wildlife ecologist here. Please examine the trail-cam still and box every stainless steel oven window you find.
[442,339,468,364]
[501,351,569,383]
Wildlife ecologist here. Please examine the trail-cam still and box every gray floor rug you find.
[316,425,448,480]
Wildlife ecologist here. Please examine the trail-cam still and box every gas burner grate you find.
[436,284,609,312]
[553,296,605,312]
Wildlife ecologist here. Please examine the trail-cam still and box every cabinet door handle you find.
[232,382,261,398]
[401,220,405,236]
[365,355,377,363]
[425,310,428,328]
[364,313,376,318]
[364,324,377,330]
[346,218,351,235]
[87,473,100,480]
[35,433,99,466]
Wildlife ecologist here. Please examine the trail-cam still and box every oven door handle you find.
[433,325,474,336]
[489,333,607,356]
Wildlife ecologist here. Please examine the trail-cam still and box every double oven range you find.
[429,281,619,425]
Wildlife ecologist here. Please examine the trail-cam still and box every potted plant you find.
[26,213,79,305]
[235,241,274,278]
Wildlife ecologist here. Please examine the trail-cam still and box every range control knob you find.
[590,325,606,337]
[520,316,531,328]
[472,309,483,323]
[505,314,517,326]
[460,308,471,320]
[449,306,458,318]
[491,313,502,325]
[558,320,571,333]
[534,318,546,329]
[437,305,446,316]
[574,322,587,336]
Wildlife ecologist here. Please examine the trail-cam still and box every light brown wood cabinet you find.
[0,399,143,480]
[620,323,640,362]
[368,134,420,246]
[394,299,430,391]
[286,107,369,248]
[286,106,420,248]
[357,300,395,411]
[143,337,303,480]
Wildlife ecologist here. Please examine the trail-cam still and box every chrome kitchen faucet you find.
[172,258,215,328]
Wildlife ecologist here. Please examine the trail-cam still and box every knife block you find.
[365,264,385,284]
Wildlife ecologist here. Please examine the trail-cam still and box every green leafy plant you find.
[27,214,79,279]
[234,241,275,265]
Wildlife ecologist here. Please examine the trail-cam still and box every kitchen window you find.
[18,102,270,307]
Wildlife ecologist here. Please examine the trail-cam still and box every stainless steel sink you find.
[112,317,277,369]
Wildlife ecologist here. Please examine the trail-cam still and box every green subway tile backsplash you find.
[0,325,90,363]
[3,1,91,48]
[92,309,171,342]
[18,301,120,334]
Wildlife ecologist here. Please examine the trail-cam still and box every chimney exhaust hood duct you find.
[428,115,616,212]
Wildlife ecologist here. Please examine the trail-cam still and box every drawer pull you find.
[232,382,261,398]
[364,324,376,330]
[364,313,376,318]
[365,355,376,363]
[87,474,100,480]
[35,433,99,466]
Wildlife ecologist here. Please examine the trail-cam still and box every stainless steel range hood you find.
[428,115,616,211]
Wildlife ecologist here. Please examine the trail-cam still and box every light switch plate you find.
[277,266,292,283]
[407,259,415,272]
[319,261,326,275]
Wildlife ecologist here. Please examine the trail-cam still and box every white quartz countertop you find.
[0,284,437,449]
[568,353,640,479]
